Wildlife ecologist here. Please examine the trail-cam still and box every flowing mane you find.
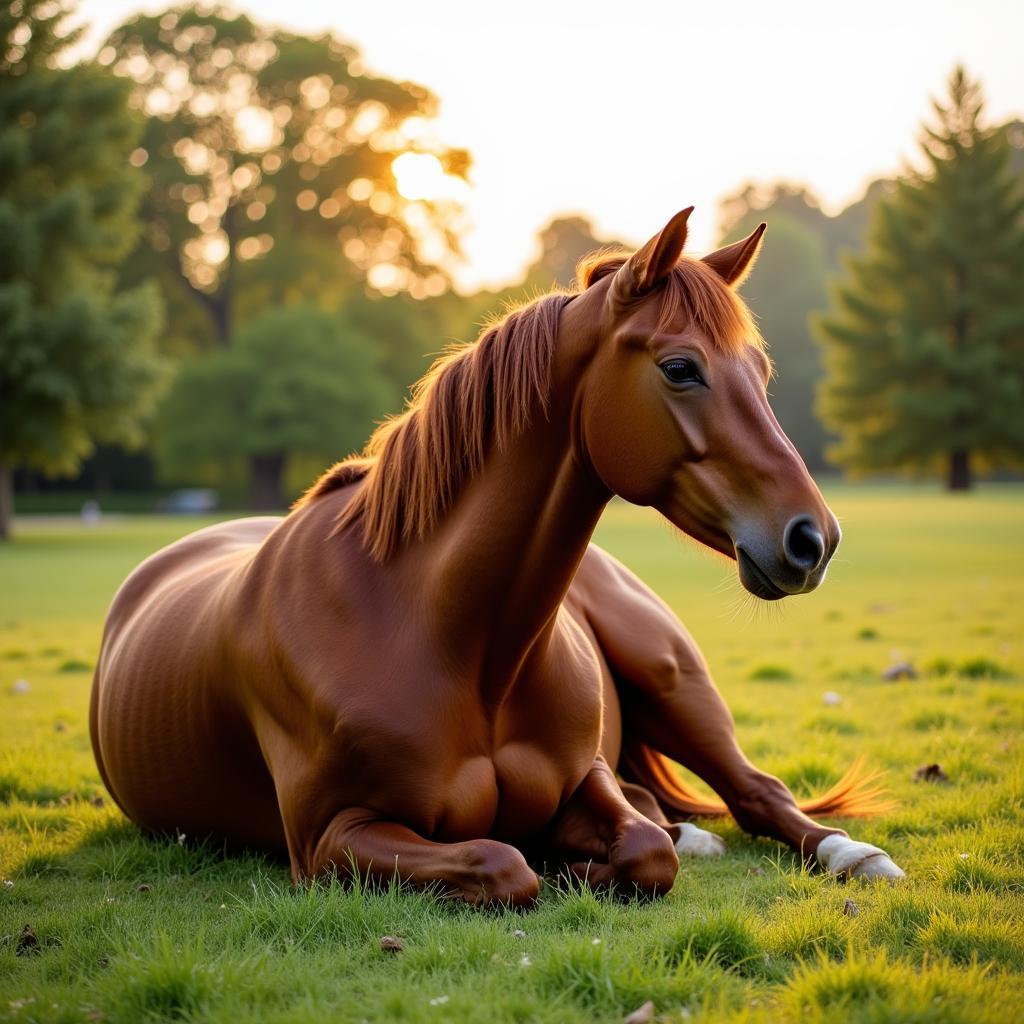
[298,292,571,559]
[298,254,763,559]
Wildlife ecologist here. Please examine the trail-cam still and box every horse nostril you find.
[784,516,825,573]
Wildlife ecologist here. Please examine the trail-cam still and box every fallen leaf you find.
[379,935,404,953]
[16,925,40,956]
[913,763,949,783]
[623,1000,656,1024]
[843,898,860,917]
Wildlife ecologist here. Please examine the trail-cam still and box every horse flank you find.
[298,254,764,560]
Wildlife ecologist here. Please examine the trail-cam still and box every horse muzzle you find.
[734,514,840,600]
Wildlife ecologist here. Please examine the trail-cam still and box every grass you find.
[1,482,1023,1022]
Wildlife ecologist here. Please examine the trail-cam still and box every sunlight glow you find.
[392,152,446,201]
[235,105,276,151]
[75,0,1024,292]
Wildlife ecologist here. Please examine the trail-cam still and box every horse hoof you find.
[850,853,905,880]
[815,834,905,881]
[673,822,726,858]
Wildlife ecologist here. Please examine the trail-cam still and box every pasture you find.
[1,484,1022,1023]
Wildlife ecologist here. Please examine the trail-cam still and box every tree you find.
[715,180,903,470]
[718,210,832,469]
[816,67,1024,490]
[156,306,394,508]
[0,0,164,538]
[103,4,469,352]
[523,215,627,291]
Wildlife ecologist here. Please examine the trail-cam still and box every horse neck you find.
[422,306,609,692]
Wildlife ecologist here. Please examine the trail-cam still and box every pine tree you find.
[816,67,1024,489]
[0,1,165,537]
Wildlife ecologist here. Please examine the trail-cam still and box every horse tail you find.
[619,742,896,820]
[620,742,729,817]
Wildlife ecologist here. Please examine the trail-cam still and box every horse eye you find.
[661,358,703,385]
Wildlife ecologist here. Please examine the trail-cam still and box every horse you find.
[90,209,903,907]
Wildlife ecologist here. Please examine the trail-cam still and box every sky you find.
[75,0,1024,291]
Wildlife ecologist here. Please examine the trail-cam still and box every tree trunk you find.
[178,204,235,346]
[211,298,230,346]
[249,452,286,510]
[948,449,971,491]
[0,462,12,540]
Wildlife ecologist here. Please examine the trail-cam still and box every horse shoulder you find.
[572,542,708,694]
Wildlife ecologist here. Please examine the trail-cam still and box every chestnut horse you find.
[90,210,903,907]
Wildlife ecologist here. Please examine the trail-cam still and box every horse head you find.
[564,209,840,599]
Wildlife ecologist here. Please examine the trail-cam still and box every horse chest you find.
[328,618,605,843]
[430,744,580,843]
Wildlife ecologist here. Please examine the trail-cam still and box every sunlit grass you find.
[1,483,1022,1021]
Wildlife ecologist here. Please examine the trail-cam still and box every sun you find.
[392,152,446,201]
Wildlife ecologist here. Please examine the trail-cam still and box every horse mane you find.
[298,253,763,559]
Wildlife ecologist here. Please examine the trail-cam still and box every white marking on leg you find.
[673,822,726,858]
[816,833,905,880]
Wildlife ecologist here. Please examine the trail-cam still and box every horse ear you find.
[616,207,694,297]
[702,223,767,287]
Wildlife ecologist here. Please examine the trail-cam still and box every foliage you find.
[719,182,891,276]
[719,211,832,469]
[815,67,1024,489]
[156,305,395,507]
[1,485,1023,1021]
[0,0,165,537]
[524,215,627,291]
[103,3,469,349]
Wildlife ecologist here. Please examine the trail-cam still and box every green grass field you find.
[2,485,1022,1022]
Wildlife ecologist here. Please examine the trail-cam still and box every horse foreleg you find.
[579,549,904,879]
[299,808,542,907]
[620,679,834,848]
[622,673,903,878]
[616,780,727,859]
[543,757,679,897]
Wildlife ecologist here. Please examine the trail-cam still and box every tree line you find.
[2,2,1022,538]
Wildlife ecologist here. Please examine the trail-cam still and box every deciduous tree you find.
[717,210,831,469]
[0,0,164,538]
[104,3,468,351]
[156,306,394,508]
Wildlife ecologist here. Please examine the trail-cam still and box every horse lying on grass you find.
[90,209,903,907]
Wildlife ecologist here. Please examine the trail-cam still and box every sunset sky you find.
[77,0,1023,291]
